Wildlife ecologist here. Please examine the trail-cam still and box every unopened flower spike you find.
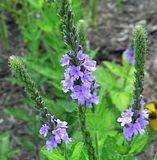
[118,22,149,141]
[9,56,71,151]
[124,21,146,65]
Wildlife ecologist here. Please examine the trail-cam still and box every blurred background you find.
[1,0,157,159]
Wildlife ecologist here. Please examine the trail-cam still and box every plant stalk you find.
[78,106,97,160]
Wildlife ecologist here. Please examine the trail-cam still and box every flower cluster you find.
[124,48,135,64]
[61,47,99,108]
[117,96,149,141]
[39,114,71,151]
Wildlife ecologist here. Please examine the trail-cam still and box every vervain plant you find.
[57,0,99,159]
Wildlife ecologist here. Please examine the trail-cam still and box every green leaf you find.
[0,132,18,159]
[129,132,148,154]
[24,57,63,81]
[111,90,132,112]
[104,61,126,78]
[94,66,115,89]
[0,132,10,156]
[153,153,157,160]
[70,142,86,160]
[100,136,121,160]
[100,136,135,160]
[28,0,44,8]
[3,107,33,123]
[41,146,64,160]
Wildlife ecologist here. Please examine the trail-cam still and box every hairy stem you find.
[78,106,97,160]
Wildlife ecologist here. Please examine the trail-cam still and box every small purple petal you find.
[83,60,96,71]
[39,124,49,137]
[56,119,68,128]
[46,136,58,151]
[61,54,71,66]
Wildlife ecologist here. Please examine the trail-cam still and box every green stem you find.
[95,132,99,160]
[78,106,97,160]
[64,143,69,160]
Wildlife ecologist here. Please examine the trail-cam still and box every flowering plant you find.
[7,0,155,160]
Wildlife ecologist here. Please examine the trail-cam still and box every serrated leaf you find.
[129,132,148,154]
[111,91,132,112]
[24,57,63,80]
[100,136,135,160]
[41,146,64,160]
[70,142,86,160]
[104,61,126,78]
[100,136,121,160]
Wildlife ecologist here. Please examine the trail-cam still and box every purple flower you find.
[61,77,74,93]
[40,116,71,151]
[39,124,49,137]
[56,119,68,128]
[117,108,133,126]
[123,123,137,141]
[77,50,88,61]
[71,85,91,105]
[61,47,99,108]
[69,66,83,80]
[46,136,58,151]
[135,116,148,134]
[124,48,135,64]
[93,83,100,89]
[87,92,99,108]
[81,71,94,84]
[118,107,149,141]
[61,54,71,66]
[83,60,96,71]
[53,128,71,144]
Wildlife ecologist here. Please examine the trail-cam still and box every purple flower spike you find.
[117,96,149,141]
[124,48,135,64]
[40,115,71,151]
[61,45,99,108]
[39,124,49,137]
